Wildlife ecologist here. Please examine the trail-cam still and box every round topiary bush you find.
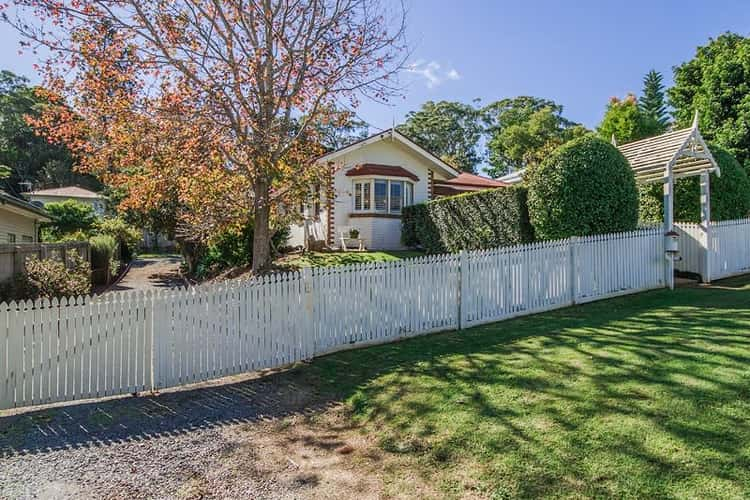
[525,136,639,240]
[639,144,750,223]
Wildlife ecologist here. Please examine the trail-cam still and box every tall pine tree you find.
[639,70,670,132]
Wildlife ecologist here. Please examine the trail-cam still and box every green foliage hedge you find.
[401,187,534,253]
[525,136,639,239]
[639,145,750,223]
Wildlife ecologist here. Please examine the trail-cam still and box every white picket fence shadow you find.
[0,228,673,411]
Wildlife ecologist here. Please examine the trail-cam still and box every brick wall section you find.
[326,163,335,247]
[428,170,434,200]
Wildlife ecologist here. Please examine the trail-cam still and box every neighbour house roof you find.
[345,164,420,181]
[433,172,508,197]
[27,186,104,199]
[0,191,51,221]
[317,128,460,179]
[438,172,507,188]
[614,114,719,184]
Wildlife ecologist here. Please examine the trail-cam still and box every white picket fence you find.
[1,228,669,411]
[675,222,706,278]
[709,218,750,280]
[675,218,750,282]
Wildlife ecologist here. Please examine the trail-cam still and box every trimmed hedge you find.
[639,144,750,223]
[525,136,639,240]
[401,186,534,253]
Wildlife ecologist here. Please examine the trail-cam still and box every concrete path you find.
[108,256,185,292]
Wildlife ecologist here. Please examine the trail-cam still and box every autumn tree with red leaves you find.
[4,0,406,270]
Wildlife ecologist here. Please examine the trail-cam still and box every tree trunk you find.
[252,180,272,272]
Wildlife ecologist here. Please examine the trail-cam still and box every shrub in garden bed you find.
[525,136,639,239]
[90,234,118,285]
[195,221,291,278]
[401,186,534,253]
[23,253,91,300]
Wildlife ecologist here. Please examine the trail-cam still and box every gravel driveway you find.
[108,256,185,293]
[0,369,335,499]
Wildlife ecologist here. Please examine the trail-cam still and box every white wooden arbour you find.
[614,112,719,287]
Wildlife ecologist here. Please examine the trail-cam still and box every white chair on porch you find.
[339,226,365,252]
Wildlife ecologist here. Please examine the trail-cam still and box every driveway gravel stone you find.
[0,369,332,499]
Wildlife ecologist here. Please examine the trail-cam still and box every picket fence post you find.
[569,236,578,304]
[457,250,467,330]
[302,267,315,358]
[150,291,161,392]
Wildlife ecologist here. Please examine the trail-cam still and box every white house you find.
[26,186,106,216]
[288,128,462,250]
[0,191,51,243]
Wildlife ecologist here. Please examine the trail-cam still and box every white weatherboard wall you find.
[331,138,449,250]
[1,229,673,411]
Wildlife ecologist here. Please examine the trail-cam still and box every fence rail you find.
[1,228,670,411]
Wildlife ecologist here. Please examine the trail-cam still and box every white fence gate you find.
[709,218,750,280]
[1,229,670,411]
[675,218,750,282]
[675,223,707,279]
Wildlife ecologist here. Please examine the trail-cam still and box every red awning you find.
[345,164,420,182]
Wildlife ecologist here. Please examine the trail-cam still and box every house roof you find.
[28,186,104,199]
[345,164,420,182]
[317,128,460,179]
[433,172,507,197]
[0,191,51,221]
[437,172,507,188]
[615,114,718,184]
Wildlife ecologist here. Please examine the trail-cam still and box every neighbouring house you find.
[289,128,504,251]
[26,186,107,216]
[0,190,51,244]
[432,172,508,198]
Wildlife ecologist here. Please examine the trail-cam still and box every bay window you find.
[353,179,413,214]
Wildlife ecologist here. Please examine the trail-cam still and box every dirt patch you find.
[218,407,450,500]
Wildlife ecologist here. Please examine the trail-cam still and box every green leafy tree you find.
[483,96,584,177]
[0,70,99,193]
[42,199,98,240]
[525,136,639,240]
[669,33,750,167]
[397,100,485,173]
[94,216,143,261]
[597,94,661,144]
[639,70,670,130]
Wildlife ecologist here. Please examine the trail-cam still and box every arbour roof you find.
[615,114,719,184]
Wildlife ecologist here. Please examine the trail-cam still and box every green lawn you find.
[301,276,750,498]
[278,250,424,268]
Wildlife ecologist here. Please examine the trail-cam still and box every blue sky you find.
[1,0,749,132]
